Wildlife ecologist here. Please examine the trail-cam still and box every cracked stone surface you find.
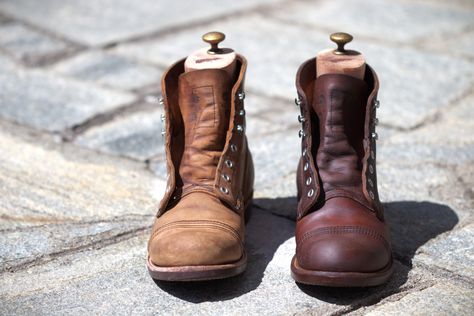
[0,0,473,315]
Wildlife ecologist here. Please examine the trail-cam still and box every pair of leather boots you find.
[146,54,393,287]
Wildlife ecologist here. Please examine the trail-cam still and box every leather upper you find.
[295,58,382,220]
[148,55,254,267]
[294,58,391,273]
[158,55,253,216]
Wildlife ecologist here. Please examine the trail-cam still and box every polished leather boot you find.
[291,58,393,287]
[147,55,254,281]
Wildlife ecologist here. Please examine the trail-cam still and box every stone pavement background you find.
[0,0,473,314]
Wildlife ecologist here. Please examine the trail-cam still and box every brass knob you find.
[202,31,225,54]
[330,32,353,55]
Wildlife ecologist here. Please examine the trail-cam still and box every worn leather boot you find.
[291,58,393,287]
[147,55,254,281]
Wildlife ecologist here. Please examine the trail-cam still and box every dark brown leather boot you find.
[147,55,254,281]
[291,58,393,287]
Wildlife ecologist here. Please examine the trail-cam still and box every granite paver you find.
[0,0,284,46]
[50,50,163,91]
[0,58,136,132]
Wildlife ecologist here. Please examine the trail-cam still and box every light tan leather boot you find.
[147,55,254,281]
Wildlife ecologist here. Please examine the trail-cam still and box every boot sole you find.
[290,255,393,287]
[147,252,247,282]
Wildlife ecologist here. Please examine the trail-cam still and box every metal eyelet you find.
[298,130,305,138]
[295,97,302,106]
[374,118,379,126]
[371,150,375,160]
[225,160,233,168]
[161,128,166,136]
[369,191,375,199]
[230,144,237,152]
[374,100,380,108]
[371,132,378,140]
[159,97,164,105]
[303,162,309,171]
[306,177,312,186]
[222,174,230,182]
[302,148,307,156]
[369,164,374,174]
[239,109,245,116]
[307,189,314,197]
[236,125,244,134]
[160,114,165,122]
[238,92,245,100]
[368,179,374,187]
[298,114,305,123]
[220,187,229,194]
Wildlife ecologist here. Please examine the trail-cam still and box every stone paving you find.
[0,0,473,315]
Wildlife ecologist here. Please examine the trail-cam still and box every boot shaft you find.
[158,55,254,216]
[295,58,382,220]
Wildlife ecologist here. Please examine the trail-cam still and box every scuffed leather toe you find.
[149,222,243,267]
[297,227,391,273]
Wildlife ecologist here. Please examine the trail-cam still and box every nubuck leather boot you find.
[147,55,254,281]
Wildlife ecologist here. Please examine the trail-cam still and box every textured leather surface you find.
[294,58,391,273]
[148,55,254,267]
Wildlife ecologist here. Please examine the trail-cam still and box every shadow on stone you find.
[154,198,295,302]
[295,200,459,306]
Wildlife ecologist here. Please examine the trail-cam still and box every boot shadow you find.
[294,200,459,305]
[154,198,295,302]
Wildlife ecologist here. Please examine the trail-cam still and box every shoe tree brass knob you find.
[330,32,353,55]
[202,31,225,54]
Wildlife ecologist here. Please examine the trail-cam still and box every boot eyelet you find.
[374,118,379,126]
[371,132,378,140]
[307,189,314,197]
[225,160,233,168]
[222,174,231,182]
[371,150,375,159]
[306,177,312,186]
[239,109,245,116]
[236,125,244,134]
[230,144,237,152]
[302,148,307,156]
[368,179,374,187]
[298,114,305,123]
[374,100,380,108]
[238,92,245,100]
[298,130,305,138]
[220,187,229,194]
[161,128,166,136]
[295,97,302,106]
[303,162,309,171]
[160,114,165,122]
[369,191,375,199]
[159,97,164,105]
[369,164,374,174]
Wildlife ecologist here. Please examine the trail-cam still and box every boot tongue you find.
[178,69,232,187]
[313,74,368,195]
